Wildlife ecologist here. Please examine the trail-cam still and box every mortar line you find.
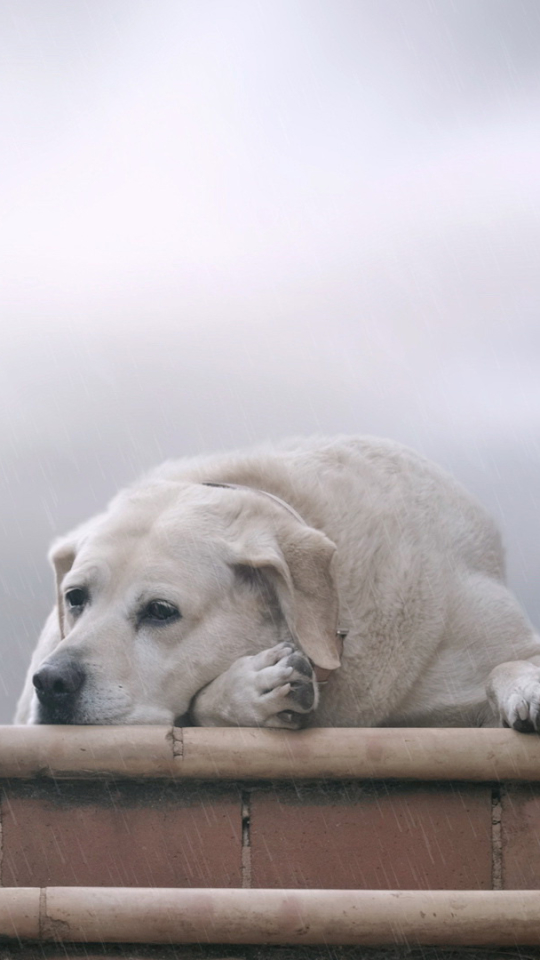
[491,782,503,890]
[241,789,252,889]
[0,788,3,886]
[39,887,46,939]
[171,725,183,759]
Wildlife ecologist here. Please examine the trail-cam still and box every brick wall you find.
[1,777,532,892]
[3,772,540,959]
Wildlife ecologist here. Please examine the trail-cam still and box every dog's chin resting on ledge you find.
[14,435,540,734]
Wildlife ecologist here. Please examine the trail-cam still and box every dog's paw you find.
[249,642,318,730]
[191,641,318,729]
[487,662,540,733]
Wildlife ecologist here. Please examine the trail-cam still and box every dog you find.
[14,436,540,731]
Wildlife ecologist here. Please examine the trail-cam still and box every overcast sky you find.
[1,0,540,722]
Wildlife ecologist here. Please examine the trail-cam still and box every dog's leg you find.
[407,571,540,731]
[453,574,540,731]
[429,571,540,732]
[189,642,318,729]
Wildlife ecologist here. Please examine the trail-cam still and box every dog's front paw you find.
[190,642,318,729]
[249,642,318,729]
[487,661,540,732]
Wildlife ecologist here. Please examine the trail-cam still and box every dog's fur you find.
[15,436,540,730]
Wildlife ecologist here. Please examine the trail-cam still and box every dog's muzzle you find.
[33,656,86,723]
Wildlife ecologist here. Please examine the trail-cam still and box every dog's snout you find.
[33,658,85,705]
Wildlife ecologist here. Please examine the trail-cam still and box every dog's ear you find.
[48,533,80,637]
[48,535,77,584]
[48,518,98,636]
[233,524,341,671]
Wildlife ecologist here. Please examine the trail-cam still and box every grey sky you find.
[1,1,540,721]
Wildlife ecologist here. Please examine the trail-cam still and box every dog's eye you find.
[142,600,180,623]
[65,588,87,614]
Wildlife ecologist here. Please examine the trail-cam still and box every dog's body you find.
[15,436,540,731]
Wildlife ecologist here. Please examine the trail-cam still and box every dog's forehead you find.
[74,484,235,573]
[112,480,238,528]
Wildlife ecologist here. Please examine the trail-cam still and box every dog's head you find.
[31,481,340,724]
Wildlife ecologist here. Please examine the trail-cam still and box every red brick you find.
[249,783,492,889]
[501,784,540,889]
[1,781,241,888]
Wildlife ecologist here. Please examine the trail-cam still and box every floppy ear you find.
[48,516,100,636]
[48,534,79,637]
[234,524,342,671]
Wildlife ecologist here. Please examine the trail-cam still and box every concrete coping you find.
[2,887,540,944]
[0,725,539,780]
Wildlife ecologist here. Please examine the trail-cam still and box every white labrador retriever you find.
[15,436,540,731]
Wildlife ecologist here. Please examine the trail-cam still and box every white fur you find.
[15,436,540,730]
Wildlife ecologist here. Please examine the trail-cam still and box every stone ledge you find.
[1,727,540,780]
[2,888,540,946]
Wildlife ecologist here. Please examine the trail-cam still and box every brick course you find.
[0,781,242,888]
[501,784,540,889]
[2,777,539,893]
[248,782,492,890]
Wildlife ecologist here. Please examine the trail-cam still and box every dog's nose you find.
[33,658,85,705]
